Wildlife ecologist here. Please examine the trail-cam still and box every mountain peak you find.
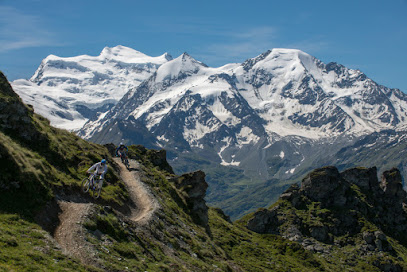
[154,52,207,82]
[99,45,169,64]
[163,52,173,61]
[241,48,315,73]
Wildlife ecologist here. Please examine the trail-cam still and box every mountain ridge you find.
[12,45,172,130]
[73,47,407,218]
[10,46,407,219]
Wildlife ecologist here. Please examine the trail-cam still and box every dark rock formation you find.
[246,207,278,234]
[146,149,174,174]
[381,168,406,203]
[301,166,349,206]
[246,165,407,260]
[341,166,380,191]
[0,72,45,143]
[173,170,209,227]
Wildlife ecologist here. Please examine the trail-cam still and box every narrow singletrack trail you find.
[54,201,96,265]
[54,157,157,265]
[114,157,158,224]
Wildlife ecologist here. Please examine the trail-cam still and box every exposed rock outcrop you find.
[172,170,209,227]
[0,72,45,144]
[246,165,407,271]
[381,168,406,203]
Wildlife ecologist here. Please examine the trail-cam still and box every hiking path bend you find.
[113,157,159,223]
[53,157,157,264]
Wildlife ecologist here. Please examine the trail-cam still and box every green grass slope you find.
[3,70,407,271]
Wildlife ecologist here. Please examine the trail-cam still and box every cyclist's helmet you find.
[101,159,106,164]
[120,142,124,146]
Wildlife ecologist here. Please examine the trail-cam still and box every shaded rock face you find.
[246,207,278,234]
[341,167,379,191]
[0,72,44,143]
[173,170,209,227]
[301,166,349,206]
[147,149,174,174]
[381,168,406,203]
[247,166,407,252]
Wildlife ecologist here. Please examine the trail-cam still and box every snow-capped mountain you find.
[81,48,407,145]
[77,48,407,218]
[12,45,172,130]
[12,46,407,218]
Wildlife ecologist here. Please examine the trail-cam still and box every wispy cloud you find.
[286,38,331,55]
[195,26,278,66]
[0,6,60,52]
[195,27,332,66]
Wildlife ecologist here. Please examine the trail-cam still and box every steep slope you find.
[11,45,172,130]
[3,71,407,271]
[1,71,325,271]
[0,71,129,270]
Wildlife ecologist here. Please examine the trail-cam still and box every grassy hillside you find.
[77,145,325,271]
[0,71,129,270]
[2,70,407,271]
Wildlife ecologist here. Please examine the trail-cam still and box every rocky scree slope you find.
[244,166,407,271]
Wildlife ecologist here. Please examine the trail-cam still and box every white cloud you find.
[0,6,60,52]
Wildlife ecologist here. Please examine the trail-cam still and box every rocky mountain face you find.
[11,45,172,130]
[245,166,407,271]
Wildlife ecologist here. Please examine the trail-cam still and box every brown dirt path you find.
[53,201,97,265]
[53,157,157,264]
[114,157,158,224]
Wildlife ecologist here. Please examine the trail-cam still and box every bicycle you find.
[119,152,130,169]
[81,172,103,198]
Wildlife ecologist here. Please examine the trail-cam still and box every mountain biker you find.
[86,159,108,187]
[115,142,129,163]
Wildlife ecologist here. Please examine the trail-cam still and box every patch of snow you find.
[279,151,285,159]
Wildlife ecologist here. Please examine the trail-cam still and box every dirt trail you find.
[54,201,96,265]
[53,158,157,264]
[114,157,158,224]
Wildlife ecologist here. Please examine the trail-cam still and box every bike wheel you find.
[93,181,102,199]
[81,177,90,193]
[125,158,130,169]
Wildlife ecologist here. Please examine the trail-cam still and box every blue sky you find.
[1,0,406,92]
